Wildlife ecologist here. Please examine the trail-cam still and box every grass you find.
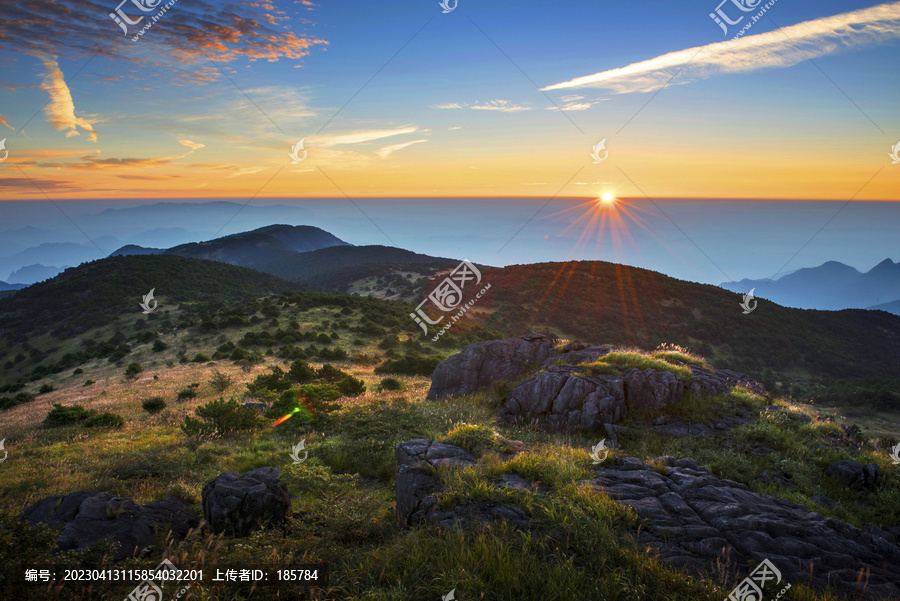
[0,324,897,600]
[581,351,694,382]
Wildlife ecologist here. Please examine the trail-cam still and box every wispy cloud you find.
[37,54,98,141]
[542,2,900,93]
[431,100,532,112]
[376,139,428,158]
[314,126,420,147]
[0,113,13,130]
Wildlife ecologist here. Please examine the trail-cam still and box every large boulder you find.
[21,490,200,561]
[623,368,684,410]
[827,460,883,490]
[587,457,900,598]
[55,493,156,562]
[427,334,557,400]
[201,467,291,536]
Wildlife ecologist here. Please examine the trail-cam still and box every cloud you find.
[0,1,328,77]
[225,167,265,178]
[470,100,531,112]
[36,54,98,142]
[178,139,205,152]
[0,113,13,130]
[376,139,428,158]
[431,100,532,112]
[542,2,900,93]
[314,126,420,147]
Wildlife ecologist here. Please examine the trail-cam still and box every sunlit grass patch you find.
[581,351,694,382]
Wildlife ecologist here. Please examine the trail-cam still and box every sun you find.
[599,191,616,206]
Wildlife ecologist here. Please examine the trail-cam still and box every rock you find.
[395,439,529,530]
[55,493,157,562]
[624,368,684,410]
[756,470,796,490]
[143,496,200,539]
[201,467,291,536]
[396,438,476,468]
[751,446,776,456]
[827,460,882,490]
[21,491,99,528]
[586,457,900,598]
[427,334,557,400]
[242,402,269,414]
[810,494,839,509]
[21,491,199,561]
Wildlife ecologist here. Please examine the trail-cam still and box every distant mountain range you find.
[111,224,461,298]
[721,259,900,315]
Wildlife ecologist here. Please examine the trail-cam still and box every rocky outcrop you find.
[498,361,763,432]
[585,457,900,598]
[827,460,883,490]
[395,439,530,530]
[21,490,199,561]
[201,467,291,536]
[427,334,558,400]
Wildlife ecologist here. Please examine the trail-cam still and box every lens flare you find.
[272,408,301,427]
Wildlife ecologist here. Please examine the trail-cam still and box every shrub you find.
[152,339,169,352]
[379,377,404,391]
[124,362,143,379]
[38,384,54,395]
[337,375,366,397]
[83,412,125,429]
[176,387,198,402]
[142,396,166,414]
[73,368,84,375]
[208,369,234,394]
[43,403,94,428]
[266,384,342,428]
[316,363,348,384]
[378,334,400,350]
[192,353,210,363]
[288,360,316,384]
[375,352,444,376]
[182,398,260,436]
[246,366,292,398]
[83,379,95,387]
[0,392,35,411]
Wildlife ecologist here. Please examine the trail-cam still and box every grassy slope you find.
[1,323,897,600]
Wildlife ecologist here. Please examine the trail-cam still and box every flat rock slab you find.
[584,458,900,598]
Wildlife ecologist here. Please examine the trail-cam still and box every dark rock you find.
[827,460,882,490]
[242,402,269,414]
[21,491,99,528]
[396,438,476,468]
[427,334,557,400]
[810,494,839,509]
[55,493,156,562]
[143,496,200,539]
[624,368,684,410]
[751,446,776,456]
[201,467,290,536]
[395,465,438,528]
[586,457,900,598]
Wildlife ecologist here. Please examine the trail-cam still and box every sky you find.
[0,0,899,202]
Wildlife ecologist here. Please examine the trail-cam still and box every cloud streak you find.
[37,54,98,142]
[376,139,428,158]
[314,126,420,147]
[542,2,900,93]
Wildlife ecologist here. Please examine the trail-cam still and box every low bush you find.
[43,403,94,428]
[142,396,166,414]
[182,398,261,437]
[176,387,198,402]
[379,377,404,391]
[375,352,444,376]
[83,412,125,429]
[124,362,143,379]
